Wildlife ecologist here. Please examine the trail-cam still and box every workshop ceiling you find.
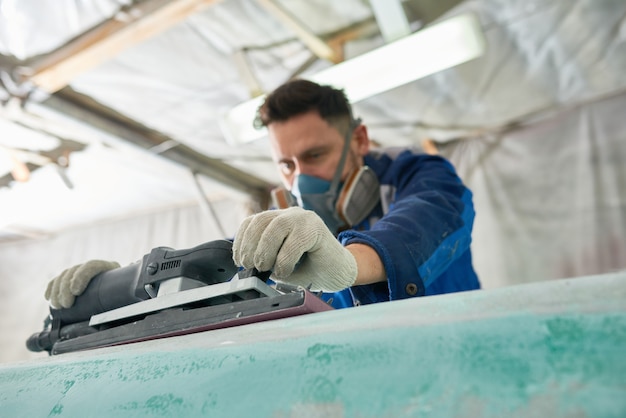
[0,0,625,242]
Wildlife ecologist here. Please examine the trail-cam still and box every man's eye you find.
[279,162,295,175]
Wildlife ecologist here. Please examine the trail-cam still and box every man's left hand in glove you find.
[232,207,385,292]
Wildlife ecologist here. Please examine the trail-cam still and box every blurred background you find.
[0,0,625,362]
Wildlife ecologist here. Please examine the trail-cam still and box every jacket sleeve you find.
[338,151,475,300]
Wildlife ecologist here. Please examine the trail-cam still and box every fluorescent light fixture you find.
[221,13,486,145]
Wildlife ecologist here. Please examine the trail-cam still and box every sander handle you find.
[50,239,238,324]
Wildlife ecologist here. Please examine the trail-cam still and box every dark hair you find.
[255,79,353,133]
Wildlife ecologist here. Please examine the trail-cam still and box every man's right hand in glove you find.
[44,260,120,309]
[232,207,386,292]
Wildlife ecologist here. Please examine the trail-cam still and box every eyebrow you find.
[300,145,332,159]
[276,145,328,162]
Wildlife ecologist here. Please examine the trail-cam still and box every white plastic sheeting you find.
[0,0,132,59]
[0,123,247,239]
[443,91,626,287]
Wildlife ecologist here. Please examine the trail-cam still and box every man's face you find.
[268,110,370,190]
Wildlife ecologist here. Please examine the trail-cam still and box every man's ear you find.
[353,124,370,156]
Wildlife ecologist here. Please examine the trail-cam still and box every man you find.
[45,79,479,310]
[231,79,479,308]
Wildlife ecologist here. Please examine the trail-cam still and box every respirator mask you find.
[271,118,380,235]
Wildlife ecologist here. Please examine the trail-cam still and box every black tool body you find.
[27,240,239,353]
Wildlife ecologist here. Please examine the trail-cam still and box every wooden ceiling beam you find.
[324,18,380,64]
[255,0,342,64]
[18,0,222,94]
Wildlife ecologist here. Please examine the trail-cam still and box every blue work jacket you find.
[323,148,480,308]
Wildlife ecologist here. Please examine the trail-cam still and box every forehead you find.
[268,111,343,159]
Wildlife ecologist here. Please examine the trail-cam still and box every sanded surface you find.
[1,272,625,417]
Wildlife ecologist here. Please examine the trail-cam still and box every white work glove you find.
[233,207,358,292]
[44,260,120,309]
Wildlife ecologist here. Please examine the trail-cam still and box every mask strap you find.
[327,117,361,196]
